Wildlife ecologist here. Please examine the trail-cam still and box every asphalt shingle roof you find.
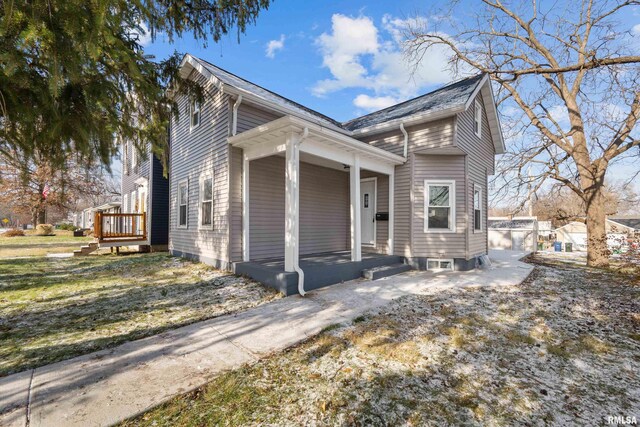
[191,55,485,133]
[609,217,640,230]
[342,74,485,131]
[488,219,537,230]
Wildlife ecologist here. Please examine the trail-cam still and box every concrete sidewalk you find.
[0,250,532,427]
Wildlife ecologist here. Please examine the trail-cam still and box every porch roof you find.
[228,115,406,172]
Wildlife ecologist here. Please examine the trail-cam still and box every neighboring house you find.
[73,202,120,230]
[554,218,638,251]
[168,54,504,295]
[488,216,539,251]
[118,138,170,250]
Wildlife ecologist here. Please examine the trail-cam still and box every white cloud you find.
[132,22,152,46]
[353,94,401,111]
[312,13,457,109]
[633,23,640,35]
[266,34,286,59]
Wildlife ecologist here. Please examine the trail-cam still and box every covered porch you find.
[229,115,406,295]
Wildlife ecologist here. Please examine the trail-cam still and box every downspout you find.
[295,127,309,296]
[400,122,409,159]
[232,95,243,136]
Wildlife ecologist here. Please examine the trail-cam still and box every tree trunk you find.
[585,185,609,268]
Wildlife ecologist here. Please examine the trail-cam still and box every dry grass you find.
[122,254,640,426]
[0,252,280,376]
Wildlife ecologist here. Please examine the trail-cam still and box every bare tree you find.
[0,148,119,226]
[404,0,640,267]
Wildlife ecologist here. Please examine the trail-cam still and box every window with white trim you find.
[122,141,129,175]
[474,100,482,137]
[190,100,201,129]
[199,175,213,228]
[473,185,482,231]
[131,142,138,171]
[427,259,454,271]
[177,180,188,228]
[425,180,456,232]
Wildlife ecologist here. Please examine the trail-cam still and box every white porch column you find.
[388,169,395,255]
[242,154,250,261]
[350,154,362,261]
[284,133,300,272]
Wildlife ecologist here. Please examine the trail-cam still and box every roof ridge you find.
[192,55,344,128]
[342,73,485,127]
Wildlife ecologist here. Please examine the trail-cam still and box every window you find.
[131,142,138,171]
[122,141,129,175]
[474,100,482,138]
[474,185,482,231]
[190,100,201,129]
[199,175,213,228]
[425,180,455,232]
[427,259,454,271]
[177,180,188,228]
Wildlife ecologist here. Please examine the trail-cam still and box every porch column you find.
[388,169,395,255]
[242,153,250,261]
[350,154,362,261]
[284,133,300,272]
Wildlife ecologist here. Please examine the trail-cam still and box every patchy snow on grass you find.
[124,254,639,426]
[0,253,281,376]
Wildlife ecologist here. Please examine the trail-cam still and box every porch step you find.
[362,263,412,280]
[73,242,99,257]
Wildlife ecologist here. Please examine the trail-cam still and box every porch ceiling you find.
[228,115,405,174]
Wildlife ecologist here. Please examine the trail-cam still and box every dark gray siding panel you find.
[149,154,169,245]
[249,156,349,260]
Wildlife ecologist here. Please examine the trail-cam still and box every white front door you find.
[361,179,376,246]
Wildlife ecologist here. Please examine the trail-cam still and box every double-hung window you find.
[200,175,213,229]
[425,180,455,232]
[473,185,482,231]
[177,180,188,228]
[474,100,482,137]
[190,100,201,129]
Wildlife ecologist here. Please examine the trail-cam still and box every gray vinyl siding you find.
[455,92,496,257]
[249,156,350,260]
[413,154,467,258]
[169,74,231,267]
[357,118,458,259]
[360,170,389,254]
[229,102,284,262]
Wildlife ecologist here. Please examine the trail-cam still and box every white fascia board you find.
[463,74,506,155]
[229,116,405,166]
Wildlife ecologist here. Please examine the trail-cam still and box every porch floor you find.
[234,250,404,296]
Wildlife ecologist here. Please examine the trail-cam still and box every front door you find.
[361,179,376,246]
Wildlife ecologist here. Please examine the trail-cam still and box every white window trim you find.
[474,100,482,138]
[424,179,456,233]
[190,99,201,130]
[198,174,214,230]
[131,141,139,171]
[177,179,189,229]
[427,258,455,272]
[122,141,129,175]
[473,184,483,233]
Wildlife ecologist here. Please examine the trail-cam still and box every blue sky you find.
[143,0,458,122]
[139,0,640,193]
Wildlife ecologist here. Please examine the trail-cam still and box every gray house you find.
[168,54,504,295]
[115,138,169,250]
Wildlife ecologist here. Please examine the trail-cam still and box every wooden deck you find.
[94,212,147,243]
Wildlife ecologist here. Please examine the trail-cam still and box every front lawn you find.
[0,253,281,376]
[0,229,92,257]
[123,254,640,426]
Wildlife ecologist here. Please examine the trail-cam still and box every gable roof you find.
[179,54,505,153]
[488,217,537,230]
[608,217,640,230]
[342,74,485,131]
